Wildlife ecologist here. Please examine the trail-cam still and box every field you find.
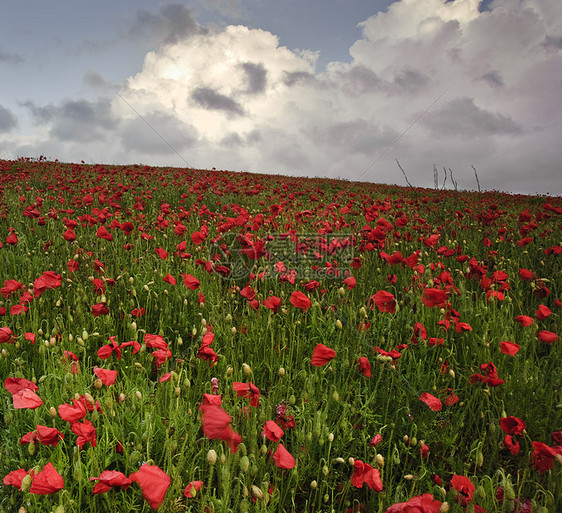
[0,158,560,513]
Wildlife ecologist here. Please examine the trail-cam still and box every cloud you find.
[423,97,521,137]
[0,48,23,65]
[191,87,245,116]
[129,4,207,46]
[8,0,562,195]
[0,105,17,133]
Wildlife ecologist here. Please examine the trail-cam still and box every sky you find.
[0,0,561,196]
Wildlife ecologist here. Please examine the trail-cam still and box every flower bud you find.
[21,474,33,492]
[439,502,450,513]
[94,378,103,390]
[207,449,217,465]
[310,480,317,489]
[240,455,250,472]
[404,474,414,480]
[251,485,264,500]
[376,454,385,468]
[242,363,252,376]
[335,319,343,330]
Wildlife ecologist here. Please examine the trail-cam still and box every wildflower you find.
[311,344,337,366]
[129,464,170,510]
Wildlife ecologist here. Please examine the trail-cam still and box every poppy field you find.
[0,158,560,513]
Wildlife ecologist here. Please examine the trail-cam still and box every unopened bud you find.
[50,406,57,418]
[242,363,252,376]
[207,449,217,465]
[439,502,450,513]
[251,485,264,500]
[376,454,385,468]
[310,480,317,489]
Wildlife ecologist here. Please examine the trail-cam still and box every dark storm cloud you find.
[479,70,504,88]
[191,87,244,116]
[308,119,398,155]
[391,67,429,93]
[220,129,263,147]
[336,65,381,96]
[240,62,267,94]
[24,98,118,143]
[423,97,521,138]
[283,71,316,86]
[120,112,198,154]
[542,34,562,50]
[0,48,23,65]
[130,4,207,45]
[0,105,17,133]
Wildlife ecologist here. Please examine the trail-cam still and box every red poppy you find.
[96,225,113,241]
[370,433,382,446]
[518,268,535,281]
[29,462,64,495]
[356,357,371,377]
[538,330,558,344]
[351,460,383,491]
[144,333,168,350]
[262,420,284,442]
[503,435,520,455]
[3,468,31,490]
[71,419,97,449]
[183,480,204,498]
[421,288,448,308]
[183,274,200,290]
[500,417,526,435]
[131,307,146,317]
[343,276,356,289]
[91,303,109,316]
[129,464,171,510]
[97,336,122,360]
[232,382,260,407]
[21,425,64,447]
[450,475,475,505]
[311,343,337,366]
[4,377,38,394]
[535,305,552,320]
[13,389,43,409]
[514,315,533,327]
[155,247,168,259]
[62,228,76,242]
[371,290,396,314]
[6,231,18,245]
[386,493,442,513]
[240,286,256,301]
[500,341,520,356]
[419,392,442,411]
[163,274,176,285]
[290,290,311,312]
[273,443,296,469]
[202,393,222,405]
[90,470,131,494]
[58,400,88,423]
[200,404,242,453]
[94,366,117,386]
[263,295,281,312]
[531,442,561,472]
[1,279,24,298]
[0,326,14,343]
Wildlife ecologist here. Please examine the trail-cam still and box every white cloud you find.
[6,0,562,194]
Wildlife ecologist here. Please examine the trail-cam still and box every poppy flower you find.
[4,377,38,394]
[129,464,171,510]
[535,305,552,320]
[232,382,260,407]
[538,330,558,344]
[290,290,311,312]
[21,425,64,447]
[1,279,25,298]
[94,366,118,386]
[183,274,200,290]
[514,315,533,327]
[200,404,242,453]
[58,399,88,423]
[419,392,442,411]
[183,480,204,498]
[371,290,396,314]
[71,419,97,449]
[531,441,561,472]
[263,295,281,312]
[421,288,448,308]
[450,474,475,505]
[202,393,222,405]
[6,231,18,245]
[343,276,356,289]
[90,470,131,494]
[262,420,284,442]
[386,493,442,513]
[96,225,113,241]
[356,357,371,377]
[131,307,146,317]
[0,326,14,343]
[500,341,520,356]
[273,443,296,469]
[29,462,64,495]
[503,435,520,455]
[351,460,383,491]
[97,336,122,360]
[13,389,43,409]
[518,268,535,281]
[163,274,176,285]
[155,247,168,259]
[370,434,382,446]
[91,303,109,316]
[3,468,31,490]
[311,344,337,366]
